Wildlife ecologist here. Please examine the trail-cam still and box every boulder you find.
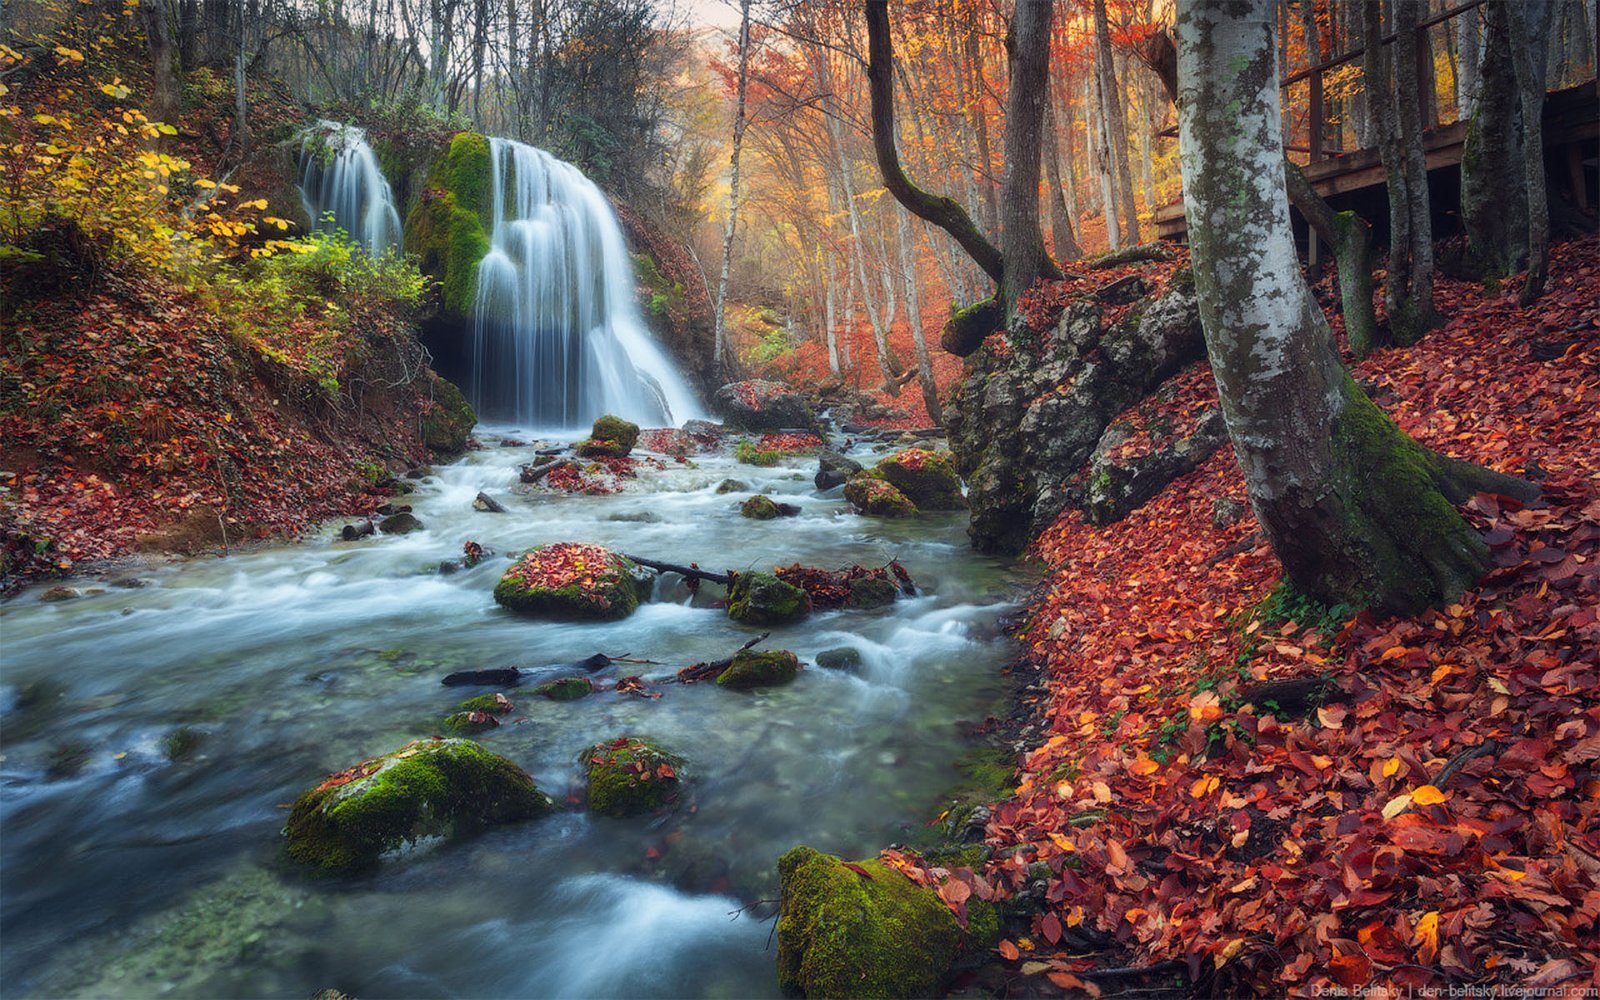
[1213,496,1248,529]
[716,649,800,689]
[585,737,684,817]
[493,543,653,620]
[444,693,514,733]
[776,846,998,999]
[715,478,749,494]
[284,738,553,870]
[741,495,781,520]
[814,450,863,490]
[39,586,80,602]
[534,676,594,701]
[378,512,424,535]
[713,379,817,433]
[843,477,917,518]
[592,415,641,451]
[872,449,965,510]
[846,575,900,609]
[1081,409,1230,525]
[814,647,864,672]
[727,571,812,625]
[421,374,477,455]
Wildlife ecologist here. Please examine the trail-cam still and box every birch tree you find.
[712,0,753,379]
[1176,0,1535,615]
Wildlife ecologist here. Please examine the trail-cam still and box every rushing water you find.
[298,121,405,257]
[0,431,1025,999]
[469,139,704,430]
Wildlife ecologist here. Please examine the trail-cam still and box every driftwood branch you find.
[441,653,612,687]
[676,632,769,684]
[626,555,734,586]
[520,459,575,484]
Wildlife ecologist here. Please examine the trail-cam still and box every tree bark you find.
[712,0,753,375]
[1176,0,1536,616]
[1284,161,1380,356]
[1460,2,1530,278]
[1454,0,1482,120]
[138,0,182,130]
[898,212,942,423]
[1505,0,1553,304]
[1044,99,1083,264]
[999,0,1061,308]
[1095,0,1142,243]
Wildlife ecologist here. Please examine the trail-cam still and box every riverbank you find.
[979,235,1600,994]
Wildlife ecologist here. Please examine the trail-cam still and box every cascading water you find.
[468,138,703,429]
[297,121,404,257]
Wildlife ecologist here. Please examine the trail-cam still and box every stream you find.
[0,430,1026,999]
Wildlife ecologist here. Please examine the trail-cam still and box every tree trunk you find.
[1176,0,1536,616]
[897,212,942,423]
[1091,71,1122,249]
[1044,99,1083,263]
[1506,0,1553,304]
[1454,0,1482,120]
[712,0,753,376]
[1460,1,1529,278]
[999,0,1059,308]
[138,0,181,130]
[1284,162,1380,357]
[1094,0,1142,243]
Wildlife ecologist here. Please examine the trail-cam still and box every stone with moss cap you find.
[444,693,514,733]
[872,448,965,510]
[493,543,653,620]
[740,495,781,520]
[284,737,553,871]
[727,571,811,625]
[716,648,800,689]
[843,476,918,517]
[422,373,477,454]
[585,736,684,817]
[776,846,996,998]
[535,676,594,701]
[576,415,641,458]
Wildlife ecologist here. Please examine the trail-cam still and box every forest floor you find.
[977,235,1600,994]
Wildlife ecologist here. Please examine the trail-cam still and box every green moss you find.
[734,440,784,466]
[941,296,1004,357]
[535,676,594,701]
[444,711,499,733]
[727,571,811,626]
[776,847,974,998]
[436,132,495,227]
[591,415,640,451]
[284,738,553,871]
[740,495,781,520]
[844,475,918,517]
[404,132,496,318]
[455,694,511,713]
[493,544,650,621]
[845,575,899,609]
[716,649,800,689]
[575,438,631,458]
[585,737,684,817]
[715,479,750,494]
[422,374,476,454]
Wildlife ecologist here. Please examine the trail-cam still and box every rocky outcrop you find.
[284,738,553,870]
[713,380,818,433]
[421,372,477,455]
[871,449,964,510]
[946,272,1206,554]
[1080,409,1229,525]
[493,543,653,620]
[614,204,718,396]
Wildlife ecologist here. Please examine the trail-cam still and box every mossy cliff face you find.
[493,543,653,621]
[716,649,800,689]
[585,737,684,817]
[404,132,494,320]
[284,738,553,871]
[727,571,811,626]
[777,847,988,999]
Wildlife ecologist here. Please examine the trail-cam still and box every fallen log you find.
[441,653,613,687]
[339,520,375,542]
[624,555,734,586]
[521,459,576,484]
[473,491,508,513]
[676,632,770,684]
[1087,241,1176,269]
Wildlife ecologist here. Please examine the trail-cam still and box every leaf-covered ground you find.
[977,236,1600,994]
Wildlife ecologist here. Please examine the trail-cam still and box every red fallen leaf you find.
[937,878,971,906]
[1041,910,1063,944]
[655,763,676,779]
[841,862,874,880]
[645,846,662,860]
[998,939,1021,961]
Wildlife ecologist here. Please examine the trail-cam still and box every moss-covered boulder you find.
[575,415,641,458]
[814,647,864,671]
[284,738,553,871]
[404,132,493,319]
[874,449,965,510]
[716,649,800,689]
[444,693,514,733]
[534,676,594,701]
[777,846,995,998]
[727,571,811,626]
[846,575,900,609]
[843,476,918,517]
[585,737,684,817]
[715,478,749,494]
[422,373,477,454]
[740,495,781,520]
[493,543,653,620]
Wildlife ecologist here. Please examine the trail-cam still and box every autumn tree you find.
[1175,0,1536,615]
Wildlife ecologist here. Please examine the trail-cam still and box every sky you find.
[682,0,744,32]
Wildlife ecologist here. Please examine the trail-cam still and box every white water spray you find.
[468,137,704,429]
[298,121,404,257]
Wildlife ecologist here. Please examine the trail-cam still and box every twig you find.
[1435,739,1500,789]
[626,555,735,586]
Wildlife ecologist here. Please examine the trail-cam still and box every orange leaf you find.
[997,939,1020,961]
[1412,784,1449,806]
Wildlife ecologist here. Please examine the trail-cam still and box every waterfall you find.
[298,121,404,257]
[468,137,703,429]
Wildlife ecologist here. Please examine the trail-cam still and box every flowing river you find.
[0,429,1025,999]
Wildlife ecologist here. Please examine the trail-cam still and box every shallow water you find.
[0,430,1025,999]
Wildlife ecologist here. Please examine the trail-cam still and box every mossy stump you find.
[727,571,811,626]
[776,846,994,998]
[284,738,553,871]
[493,543,652,621]
[716,649,800,689]
[843,476,918,518]
[584,737,684,817]
[741,495,781,520]
[873,449,965,510]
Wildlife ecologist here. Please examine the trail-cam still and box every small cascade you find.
[469,137,703,429]
[298,121,404,257]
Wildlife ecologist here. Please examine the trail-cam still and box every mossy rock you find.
[846,575,900,609]
[575,438,631,458]
[379,511,424,535]
[741,495,781,520]
[443,711,499,733]
[444,693,514,733]
[873,449,965,510]
[716,649,800,689]
[591,415,640,451]
[422,373,477,454]
[493,543,653,620]
[776,846,996,998]
[715,479,749,494]
[814,647,864,672]
[584,737,684,817]
[535,676,594,701]
[284,738,553,871]
[843,476,918,517]
[727,571,812,626]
